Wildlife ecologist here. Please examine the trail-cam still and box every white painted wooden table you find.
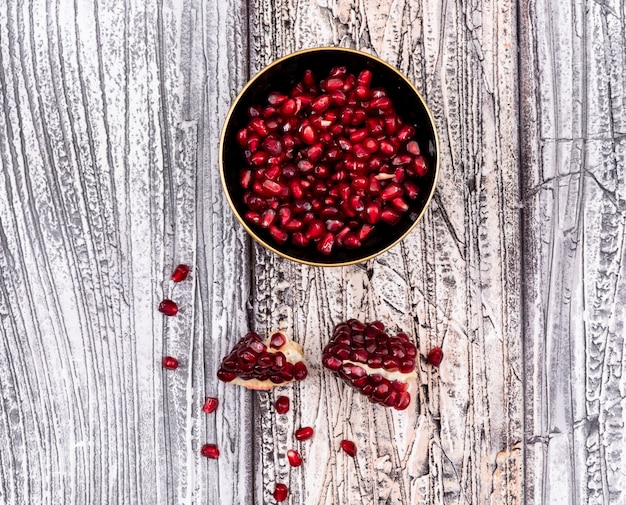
[1,1,624,504]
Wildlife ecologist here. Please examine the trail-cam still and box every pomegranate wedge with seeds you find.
[322,319,418,410]
[217,331,308,390]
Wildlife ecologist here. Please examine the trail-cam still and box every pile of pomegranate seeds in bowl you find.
[220,47,439,266]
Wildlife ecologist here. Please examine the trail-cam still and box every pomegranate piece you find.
[217,331,308,390]
[235,66,431,254]
[340,439,357,457]
[202,397,219,414]
[295,426,314,441]
[427,347,444,366]
[273,483,289,502]
[158,299,179,316]
[162,356,179,370]
[275,395,290,414]
[171,264,190,282]
[322,319,417,410]
[200,443,220,459]
[287,449,303,467]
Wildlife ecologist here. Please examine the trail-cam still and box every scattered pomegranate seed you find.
[295,426,314,441]
[273,483,289,502]
[202,397,219,414]
[287,449,303,467]
[162,356,179,369]
[427,347,444,367]
[340,439,357,457]
[158,299,178,316]
[171,264,190,282]
[200,443,220,459]
[275,395,290,414]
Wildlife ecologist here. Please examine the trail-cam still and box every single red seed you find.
[171,264,190,282]
[293,361,308,381]
[158,299,178,316]
[287,449,303,467]
[413,155,429,176]
[275,395,290,414]
[202,397,219,414]
[162,356,179,369]
[270,332,287,349]
[340,439,357,457]
[273,483,289,502]
[200,443,220,459]
[295,426,314,441]
[427,347,444,366]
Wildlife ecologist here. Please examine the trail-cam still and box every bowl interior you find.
[221,48,438,266]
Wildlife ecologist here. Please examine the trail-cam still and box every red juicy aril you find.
[217,331,308,390]
[322,319,417,410]
[236,66,430,255]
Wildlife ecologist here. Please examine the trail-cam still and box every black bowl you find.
[219,47,439,266]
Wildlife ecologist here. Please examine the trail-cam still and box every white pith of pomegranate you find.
[236,66,430,255]
[322,319,418,410]
[217,331,307,390]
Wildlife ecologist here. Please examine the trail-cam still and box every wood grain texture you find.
[519,0,626,504]
[248,0,522,504]
[0,0,251,503]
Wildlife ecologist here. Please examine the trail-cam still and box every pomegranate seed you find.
[391,197,409,212]
[293,361,308,380]
[427,347,444,366]
[273,483,289,502]
[269,225,289,244]
[262,137,283,156]
[379,139,397,156]
[364,203,381,224]
[354,85,370,100]
[289,179,305,199]
[343,234,362,249]
[406,140,421,155]
[291,232,309,247]
[326,77,344,91]
[397,124,415,141]
[270,332,286,349]
[200,443,220,459]
[249,117,268,137]
[275,395,290,414]
[268,92,288,105]
[171,264,190,282]
[311,94,331,113]
[392,154,412,166]
[340,439,357,457]
[281,98,298,116]
[316,232,335,255]
[300,124,317,144]
[307,143,324,161]
[357,69,372,87]
[240,169,253,189]
[381,183,403,201]
[413,155,429,176]
[245,211,262,226]
[403,180,420,199]
[162,356,179,369]
[261,208,277,228]
[202,397,219,414]
[369,96,392,111]
[158,299,178,316]
[287,449,303,467]
[295,426,314,441]
[305,220,325,240]
[249,151,268,166]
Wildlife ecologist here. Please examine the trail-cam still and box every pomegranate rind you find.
[217,331,307,390]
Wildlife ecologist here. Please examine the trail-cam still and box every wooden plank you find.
[519,0,626,503]
[247,0,522,503]
[0,0,252,503]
